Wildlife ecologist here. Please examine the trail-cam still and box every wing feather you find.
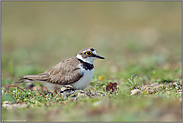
[45,57,83,85]
[15,57,83,85]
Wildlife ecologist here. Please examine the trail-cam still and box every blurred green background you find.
[1,1,182,122]
[2,2,181,78]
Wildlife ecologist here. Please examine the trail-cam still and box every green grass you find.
[1,1,182,122]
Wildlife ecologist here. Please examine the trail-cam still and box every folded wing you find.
[15,57,84,85]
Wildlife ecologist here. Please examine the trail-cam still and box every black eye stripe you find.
[91,54,97,57]
[87,53,96,57]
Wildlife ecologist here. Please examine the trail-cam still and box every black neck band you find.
[77,58,94,70]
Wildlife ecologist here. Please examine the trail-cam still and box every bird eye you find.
[86,51,92,56]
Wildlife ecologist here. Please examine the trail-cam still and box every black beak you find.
[96,55,105,59]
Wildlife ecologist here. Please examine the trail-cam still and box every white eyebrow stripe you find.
[92,50,97,55]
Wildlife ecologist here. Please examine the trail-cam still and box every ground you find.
[1,1,182,122]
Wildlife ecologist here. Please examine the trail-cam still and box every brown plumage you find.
[15,57,84,85]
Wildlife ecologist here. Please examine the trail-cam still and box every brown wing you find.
[44,57,84,85]
[15,57,83,85]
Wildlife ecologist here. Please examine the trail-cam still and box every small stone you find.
[20,103,27,108]
[93,100,107,106]
[147,89,156,94]
[130,89,141,95]
[166,91,171,95]
[3,101,11,104]
[142,85,150,91]
[2,103,8,108]
[2,90,4,95]
[93,100,102,106]
[77,91,87,97]
[153,84,163,89]
[151,82,159,86]
[2,101,28,111]
[7,105,15,110]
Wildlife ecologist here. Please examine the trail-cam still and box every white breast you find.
[71,67,94,90]
[38,65,94,92]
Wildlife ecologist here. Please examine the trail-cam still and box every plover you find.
[15,47,105,93]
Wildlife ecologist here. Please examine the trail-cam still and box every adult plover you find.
[15,47,105,93]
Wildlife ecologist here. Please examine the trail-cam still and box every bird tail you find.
[14,73,49,83]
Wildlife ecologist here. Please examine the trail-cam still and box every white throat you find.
[76,54,96,64]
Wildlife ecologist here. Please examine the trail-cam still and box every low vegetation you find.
[1,2,181,122]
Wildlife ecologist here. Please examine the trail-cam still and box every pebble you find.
[2,101,27,111]
[77,91,87,97]
[166,91,170,95]
[93,100,102,106]
[153,84,163,89]
[93,100,107,106]
[142,85,150,91]
[130,89,141,95]
[150,82,159,86]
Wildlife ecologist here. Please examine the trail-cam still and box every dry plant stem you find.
[5,85,26,94]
